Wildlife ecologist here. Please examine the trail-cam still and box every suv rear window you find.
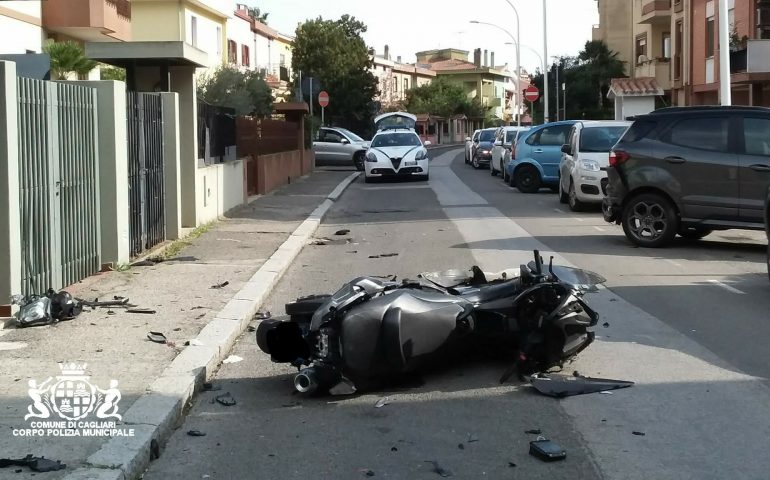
[620,120,656,142]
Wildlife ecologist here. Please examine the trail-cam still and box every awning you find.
[85,41,208,68]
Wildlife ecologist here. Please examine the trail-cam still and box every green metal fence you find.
[17,78,101,296]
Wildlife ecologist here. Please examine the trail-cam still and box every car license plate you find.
[404,160,417,166]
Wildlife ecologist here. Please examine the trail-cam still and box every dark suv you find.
[603,106,770,247]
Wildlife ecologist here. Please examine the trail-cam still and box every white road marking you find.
[593,226,605,232]
[664,259,683,267]
[364,185,432,191]
[708,279,746,294]
[575,218,585,222]
[553,208,565,214]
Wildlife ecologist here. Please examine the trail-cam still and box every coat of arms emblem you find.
[25,363,122,422]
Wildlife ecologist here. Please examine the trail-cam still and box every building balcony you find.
[639,0,671,24]
[42,0,131,42]
[730,40,770,76]
[634,58,672,90]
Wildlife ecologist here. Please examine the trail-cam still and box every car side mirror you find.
[341,139,350,145]
[424,140,432,146]
[561,144,572,155]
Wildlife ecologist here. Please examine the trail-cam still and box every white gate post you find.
[160,92,182,240]
[78,80,130,267]
[0,61,22,316]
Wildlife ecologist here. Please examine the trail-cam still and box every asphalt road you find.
[144,149,770,480]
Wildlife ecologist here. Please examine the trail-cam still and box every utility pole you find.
[543,0,544,123]
[718,0,732,105]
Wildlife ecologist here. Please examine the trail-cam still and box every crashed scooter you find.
[257,250,604,395]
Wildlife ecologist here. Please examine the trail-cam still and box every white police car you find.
[364,112,431,183]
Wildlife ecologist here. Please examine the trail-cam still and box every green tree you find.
[100,65,126,81]
[529,41,625,123]
[197,65,274,117]
[43,40,97,79]
[578,40,626,109]
[403,77,490,120]
[246,6,269,24]
[291,15,379,136]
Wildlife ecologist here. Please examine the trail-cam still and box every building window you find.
[635,34,648,64]
[394,78,398,92]
[706,16,715,57]
[662,32,671,58]
[227,40,237,64]
[404,78,409,91]
[758,0,770,39]
[216,26,222,56]
[280,54,286,66]
[242,45,250,66]
[190,16,198,47]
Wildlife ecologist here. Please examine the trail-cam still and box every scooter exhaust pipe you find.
[294,369,319,393]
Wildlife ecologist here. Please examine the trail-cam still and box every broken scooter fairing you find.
[257,250,605,395]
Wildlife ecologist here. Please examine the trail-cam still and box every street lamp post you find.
[470,20,520,126]
[502,0,521,126]
[543,0,550,123]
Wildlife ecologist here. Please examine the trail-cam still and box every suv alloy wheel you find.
[621,192,679,247]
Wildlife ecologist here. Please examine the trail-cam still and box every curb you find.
[63,172,361,480]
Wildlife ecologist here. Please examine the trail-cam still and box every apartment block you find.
[595,0,770,107]
[593,0,635,75]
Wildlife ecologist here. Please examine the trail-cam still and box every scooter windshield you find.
[550,266,606,292]
[419,269,474,288]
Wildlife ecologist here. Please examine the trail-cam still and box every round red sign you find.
[318,91,330,108]
[524,86,540,102]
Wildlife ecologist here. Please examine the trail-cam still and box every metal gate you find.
[126,92,165,257]
[17,78,101,296]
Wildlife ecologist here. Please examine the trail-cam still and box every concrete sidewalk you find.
[0,169,359,480]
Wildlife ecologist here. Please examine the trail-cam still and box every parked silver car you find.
[313,127,370,170]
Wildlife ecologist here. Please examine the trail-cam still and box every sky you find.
[247,0,600,73]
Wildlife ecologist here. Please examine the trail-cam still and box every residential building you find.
[593,0,635,74]
[42,0,131,44]
[632,0,673,94]
[131,0,229,73]
[0,1,43,54]
[228,4,254,69]
[416,48,512,121]
[595,0,770,107]
[371,46,436,109]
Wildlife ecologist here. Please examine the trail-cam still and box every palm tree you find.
[247,6,269,25]
[578,40,625,109]
[43,40,97,79]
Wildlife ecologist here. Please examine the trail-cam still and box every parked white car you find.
[465,129,481,164]
[365,112,430,183]
[558,120,631,211]
[491,126,530,177]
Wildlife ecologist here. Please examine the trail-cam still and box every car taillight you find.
[609,150,629,167]
[511,143,516,159]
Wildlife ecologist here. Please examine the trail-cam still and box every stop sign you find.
[524,86,540,102]
[318,91,330,108]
